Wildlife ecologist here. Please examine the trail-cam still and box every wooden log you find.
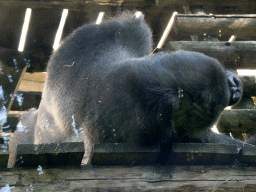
[241,76,256,97]
[172,14,256,40]
[91,143,160,165]
[15,142,85,167]
[217,109,256,135]
[156,0,256,6]
[169,143,239,165]
[232,97,255,109]
[0,0,152,11]
[166,41,256,69]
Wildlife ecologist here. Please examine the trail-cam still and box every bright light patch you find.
[228,35,237,42]
[225,106,232,110]
[18,8,32,52]
[135,11,142,18]
[237,70,256,76]
[96,12,105,25]
[211,125,220,134]
[157,12,178,49]
[53,9,69,50]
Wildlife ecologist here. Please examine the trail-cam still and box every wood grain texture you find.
[1,165,256,191]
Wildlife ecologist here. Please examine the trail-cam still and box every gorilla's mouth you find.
[229,88,242,106]
[226,71,243,106]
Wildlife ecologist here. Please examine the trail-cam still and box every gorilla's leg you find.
[7,109,37,168]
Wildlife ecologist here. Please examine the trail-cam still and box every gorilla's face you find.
[226,71,243,106]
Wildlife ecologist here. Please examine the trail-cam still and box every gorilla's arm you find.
[191,129,244,148]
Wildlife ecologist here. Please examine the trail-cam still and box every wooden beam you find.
[173,14,256,40]
[170,143,239,165]
[156,0,256,6]
[0,0,154,10]
[91,143,160,165]
[15,142,85,167]
[166,41,256,69]
[239,144,256,164]
[2,165,256,191]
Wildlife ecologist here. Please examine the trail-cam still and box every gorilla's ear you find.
[226,71,243,106]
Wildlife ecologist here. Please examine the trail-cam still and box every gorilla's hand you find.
[226,71,243,106]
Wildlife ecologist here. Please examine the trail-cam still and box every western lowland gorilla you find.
[8,11,246,167]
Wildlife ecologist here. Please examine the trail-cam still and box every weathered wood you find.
[0,0,152,11]
[241,76,256,97]
[91,143,160,165]
[170,143,239,165]
[18,72,45,92]
[172,14,256,40]
[232,97,255,109]
[15,142,84,167]
[156,0,256,6]
[166,41,256,69]
[239,144,256,165]
[1,165,256,191]
[217,109,256,136]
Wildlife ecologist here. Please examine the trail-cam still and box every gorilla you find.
[8,12,244,167]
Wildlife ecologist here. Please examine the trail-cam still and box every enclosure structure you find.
[1,0,256,191]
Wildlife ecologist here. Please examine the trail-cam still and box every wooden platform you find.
[1,165,256,191]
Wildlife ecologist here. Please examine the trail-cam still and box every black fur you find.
[8,12,244,167]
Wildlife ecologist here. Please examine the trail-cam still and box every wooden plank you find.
[239,144,256,164]
[91,143,160,165]
[1,165,256,191]
[170,143,239,165]
[0,0,153,11]
[18,79,44,92]
[17,71,46,92]
[166,41,256,69]
[15,142,85,167]
[156,0,256,6]
[13,143,242,167]
[173,15,256,40]
[22,72,46,82]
